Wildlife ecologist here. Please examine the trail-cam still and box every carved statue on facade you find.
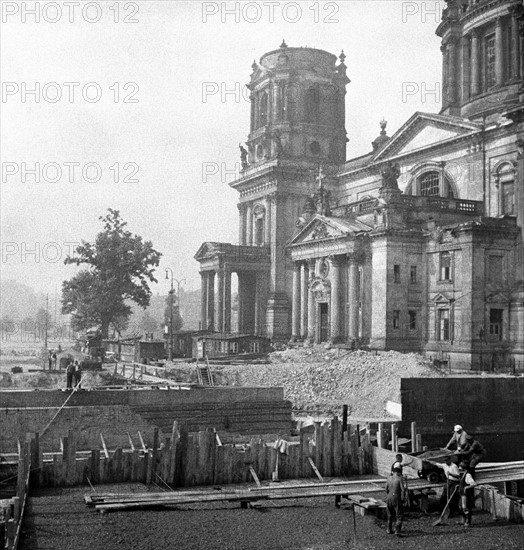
[381,162,401,190]
[273,130,285,158]
[239,144,249,170]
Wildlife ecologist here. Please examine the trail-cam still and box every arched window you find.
[275,82,286,121]
[498,163,515,215]
[253,204,266,246]
[408,170,456,198]
[305,85,320,123]
[259,92,268,127]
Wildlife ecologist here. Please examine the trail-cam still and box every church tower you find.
[437,0,523,120]
[230,42,349,340]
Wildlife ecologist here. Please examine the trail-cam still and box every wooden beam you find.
[138,431,147,452]
[127,432,135,451]
[100,434,109,459]
[249,465,261,488]
[308,457,324,482]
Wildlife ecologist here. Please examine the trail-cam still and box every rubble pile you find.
[217,347,446,418]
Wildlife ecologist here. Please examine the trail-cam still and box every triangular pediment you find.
[373,112,482,161]
[289,215,372,247]
[486,292,510,304]
[194,242,221,261]
[432,292,452,303]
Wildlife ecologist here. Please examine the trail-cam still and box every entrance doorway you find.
[319,303,329,342]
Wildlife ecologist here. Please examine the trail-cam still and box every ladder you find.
[197,356,214,386]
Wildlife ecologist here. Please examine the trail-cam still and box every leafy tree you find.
[140,310,159,335]
[62,209,162,338]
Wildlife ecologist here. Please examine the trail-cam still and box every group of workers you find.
[385,423,487,536]
[65,360,82,390]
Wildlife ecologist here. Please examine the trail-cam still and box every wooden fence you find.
[3,436,34,550]
[22,418,377,489]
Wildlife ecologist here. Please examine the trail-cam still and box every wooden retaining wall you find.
[476,484,524,523]
[24,419,375,489]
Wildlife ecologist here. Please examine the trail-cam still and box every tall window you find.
[305,85,320,123]
[410,265,417,284]
[393,265,401,283]
[485,34,496,89]
[276,82,286,121]
[420,171,440,196]
[438,309,450,341]
[489,308,503,340]
[259,92,268,127]
[498,164,515,216]
[255,217,264,245]
[412,170,455,198]
[392,310,400,329]
[440,252,452,281]
[408,310,417,331]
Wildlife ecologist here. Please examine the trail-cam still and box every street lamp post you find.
[165,268,186,361]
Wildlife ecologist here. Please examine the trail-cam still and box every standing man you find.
[48,351,53,370]
[65,361,75,390]
[431,456,460,516]
[458,460,477,527]
[385,466,406,536]
[73,361,82,389]
[444,424,469,452]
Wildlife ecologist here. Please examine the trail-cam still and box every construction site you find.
[1,345,523,549]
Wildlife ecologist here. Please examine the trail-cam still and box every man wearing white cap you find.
[444,425,470,452]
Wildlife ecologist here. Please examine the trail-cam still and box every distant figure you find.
[48,351,53,370]
[73,361,82,389]
[65,361,75,389]
[52,352,57,369]
[385,467,406,536]
[444,424,469,452]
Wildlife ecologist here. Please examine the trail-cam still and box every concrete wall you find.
[400,377,524,461]
[0,387,292,453]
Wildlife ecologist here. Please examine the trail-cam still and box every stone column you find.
[441,43,449,108]
[216,270,224,332]
[246,203,253,245]
[238,204,245,245]
[495,17,504,86]
[264,197,271,246]
[471,29,480,96]
[329,256,341,343]
[307,259,316,342]
[237,272,244,333]
[300,262,309,339]
[462,35,471,103]
[512,15,520,79]
[223,269,232,333]
[291,263,301,340]
[348,256,360,340]
[447,38,458,106]
[200,272,208,330]
[206,271,215,330]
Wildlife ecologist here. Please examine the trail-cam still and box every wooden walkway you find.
[85,462,524,513]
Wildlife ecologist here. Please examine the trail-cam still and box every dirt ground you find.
[20,484,523,550]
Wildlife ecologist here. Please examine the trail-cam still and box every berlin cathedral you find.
[195,0,524,370]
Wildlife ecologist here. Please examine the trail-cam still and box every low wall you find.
[0,387,292,453]
[400,377,524,461]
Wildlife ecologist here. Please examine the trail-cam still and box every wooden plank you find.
[249,465,261,488]
[138,430,147,452]
[308,457,324,482]
[127,432,135,451]
[100,433,109,459]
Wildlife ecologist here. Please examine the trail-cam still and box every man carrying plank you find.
[385,467,406,536]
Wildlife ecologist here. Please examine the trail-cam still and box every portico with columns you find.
[194,243,270,335]
[288,216,370,345]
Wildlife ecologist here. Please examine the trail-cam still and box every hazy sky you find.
[1,0,445,299]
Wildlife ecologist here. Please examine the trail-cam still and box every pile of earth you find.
[212,347,447,418]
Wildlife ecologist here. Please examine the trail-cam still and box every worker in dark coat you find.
[65,361,75,389]
[385,466,406,536]
[73,361,82,389]
[458,460,477,527]
[461,436,486,477]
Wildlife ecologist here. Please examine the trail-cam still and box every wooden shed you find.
[192,333,270,359]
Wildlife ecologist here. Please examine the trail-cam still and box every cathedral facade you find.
[195,0,524,370]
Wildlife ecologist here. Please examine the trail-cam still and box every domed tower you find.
[437,0,523,120]
[246,41,349,166]
[229,42,349,341]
